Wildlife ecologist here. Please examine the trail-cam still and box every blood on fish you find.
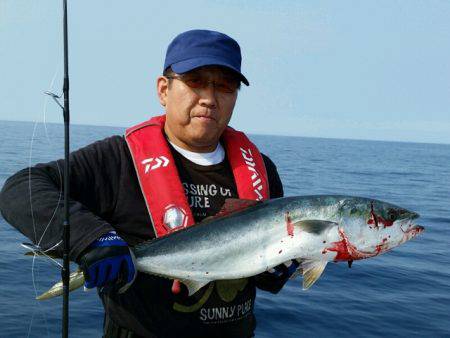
[368,217,393,228]
[368,203,394,228]
[369,202,379,229]
[324,228,388,261]
[285,211,294,237]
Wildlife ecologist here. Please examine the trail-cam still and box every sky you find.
[1,0,449,144]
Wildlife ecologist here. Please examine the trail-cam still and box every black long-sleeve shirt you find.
[0,134,284,338]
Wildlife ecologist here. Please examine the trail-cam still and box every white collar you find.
[169,141,225,166]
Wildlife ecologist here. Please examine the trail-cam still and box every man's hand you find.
[77,231,136,293]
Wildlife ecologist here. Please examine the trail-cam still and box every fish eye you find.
[387,209,398,221]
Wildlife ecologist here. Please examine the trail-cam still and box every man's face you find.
[157,66,239,152]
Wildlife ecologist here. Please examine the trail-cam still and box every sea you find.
[0,120,449,338]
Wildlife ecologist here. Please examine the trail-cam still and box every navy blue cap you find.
[164,29,249,86]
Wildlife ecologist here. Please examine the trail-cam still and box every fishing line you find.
[26,67,63,338]
[28,254,50,338]
[24,3,72,336]
[26,310,36,338]
[22,243,63,268]
[28,69,63,245]
[38,74,64,249]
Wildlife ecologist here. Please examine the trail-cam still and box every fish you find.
[32,195,424,300]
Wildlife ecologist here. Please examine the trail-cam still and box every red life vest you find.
[125,115,269,238]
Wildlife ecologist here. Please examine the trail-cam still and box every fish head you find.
[380,206,424,247]
[339,198,424,255]
[369,200,423,240]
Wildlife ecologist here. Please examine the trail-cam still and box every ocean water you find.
[0,120,449,337]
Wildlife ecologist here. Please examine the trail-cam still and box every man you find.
[0,29,297,338]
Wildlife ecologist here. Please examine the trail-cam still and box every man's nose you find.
[198,83,217,108]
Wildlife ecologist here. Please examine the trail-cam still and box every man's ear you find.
[157,76,169,107]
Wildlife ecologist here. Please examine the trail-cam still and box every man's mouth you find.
[193,115,216,122]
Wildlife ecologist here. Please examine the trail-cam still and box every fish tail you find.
[36,269,85,300]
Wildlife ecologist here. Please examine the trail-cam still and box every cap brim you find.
[170,57,249,86]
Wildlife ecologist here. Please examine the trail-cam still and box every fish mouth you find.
[414,225,425,233]
[401,224,425,237]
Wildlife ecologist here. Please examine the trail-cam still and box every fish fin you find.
[179,279,210,296]
[301,260,328,290]
[211,199,261,219]
[292,220,337,234]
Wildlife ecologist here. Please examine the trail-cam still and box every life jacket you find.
[125,114,269,238]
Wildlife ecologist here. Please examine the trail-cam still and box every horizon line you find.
[1,118,449,147]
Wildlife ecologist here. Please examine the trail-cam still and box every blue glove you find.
[78,231,136,293]
[267,260,300,279]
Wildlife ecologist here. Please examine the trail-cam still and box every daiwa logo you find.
[240,147,264,200]
[141,156,169,173]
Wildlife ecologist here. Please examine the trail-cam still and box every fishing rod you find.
[61,0,71,335]
[45,0,71,337]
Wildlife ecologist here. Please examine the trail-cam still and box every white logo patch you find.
[141,156,169,173]
[240,147,264,201]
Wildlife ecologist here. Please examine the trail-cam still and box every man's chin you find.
[186,134,221,152]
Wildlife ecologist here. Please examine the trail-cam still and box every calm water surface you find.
[0,120,449,337]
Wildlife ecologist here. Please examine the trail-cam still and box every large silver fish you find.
[33,195,424,300]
